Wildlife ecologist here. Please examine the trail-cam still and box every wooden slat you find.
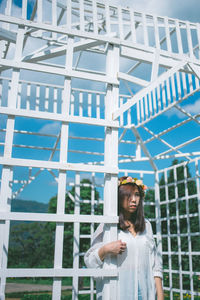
[170,74,176,102]
[88,93,92,118]
[176,72,182,100]
[22,0,27,19]
[44,86,49,112]
[153,15,160,49]
[35,84,40,111]
[144,94,149,118]
[175,20,183,54]
[152,87,157,113]
[96,94,100,119]
[80,0,84,32]
[92,0,98,35]
[70,92,74,116]
[136,100,140,123]
[118,6,124,39]
[181,72,187,96]
[37,0,42,23]
[17,82,21,109]
[53,88,58,113]
[166,77,171,105]
[142,13,148,47]
[149,92,153,116]
[186,21,194,58]
[105,3,111,36]
[127,108,131,125]
[67,0,71,29]
[120,97,123,126]
[140,98,144,121]
[26,83,31,110]
[79,92,83,117]
[130,9,136,43]
[164,17,172,52]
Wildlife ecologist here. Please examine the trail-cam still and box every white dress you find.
[84,219,163,300]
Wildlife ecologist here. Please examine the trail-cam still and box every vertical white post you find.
[0,25,25,300]
[102,44,119,300]
[72,172,80,300]
[130,9,136,43]
[52,36,73,300]
[174,167,183,300]
[154,171,163,296]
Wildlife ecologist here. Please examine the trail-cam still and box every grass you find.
[6,292,92,300]
[6,277,72,285]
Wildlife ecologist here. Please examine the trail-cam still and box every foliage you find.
[8,179,102,270]
[159,159,199,292]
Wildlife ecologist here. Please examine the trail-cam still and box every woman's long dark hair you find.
[118,176,145,233]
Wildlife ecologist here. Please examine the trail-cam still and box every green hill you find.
[11,199,48,213]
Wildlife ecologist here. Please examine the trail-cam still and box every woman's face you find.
[121,186,140,215]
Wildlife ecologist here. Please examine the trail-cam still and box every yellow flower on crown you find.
[119,176,147,192]
[135,179,142,185]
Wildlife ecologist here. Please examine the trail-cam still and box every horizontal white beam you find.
[113,60,187,120]
[0,107,119,128]
[0,157,118,174]
[1,13,199,66]
[23,39,106,63]
[121,45,200,69]
[118,72,149,87]
[0,28,16,43]
[0,268,118,278]
[0,212,118,223]
[0,58,118,85]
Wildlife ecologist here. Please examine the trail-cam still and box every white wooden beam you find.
[118,71,149,87]
[113,60,187,120]
[0,157,118,174]
[0,268,118,278]
[0,212,118,224]
[22,39,106,63]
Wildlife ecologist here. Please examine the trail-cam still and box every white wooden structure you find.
[0,0,200,299]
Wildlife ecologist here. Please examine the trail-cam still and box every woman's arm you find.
[154,276,164,300]
[98,240,127,261]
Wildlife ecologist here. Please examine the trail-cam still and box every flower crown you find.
[118,176,147,191]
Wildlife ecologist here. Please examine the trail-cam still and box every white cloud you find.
[102,0,199,23]
[39,122,61,135]
[183,98,200,114]
[166,98,200,118]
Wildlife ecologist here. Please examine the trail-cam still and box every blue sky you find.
[0,0,200,203]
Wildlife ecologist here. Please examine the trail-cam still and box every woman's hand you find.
[98,240,127,261]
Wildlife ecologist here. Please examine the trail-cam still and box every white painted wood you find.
[175,20,183,55]
[0,268,118,277]
[142,13,148,47]
[22,0,27,19]
[72,173,80,300]
[0,106,119,127]
[186,22,194,58]
[118,6,123,39]
[92,0,98,35]
[130,8,136,43]
[0,212,118,223]
[80,0,85,32]
[0,3,200,299]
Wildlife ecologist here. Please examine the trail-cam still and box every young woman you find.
[84,176,164,300]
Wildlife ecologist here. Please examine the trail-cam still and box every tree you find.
[47,178,101,268]
[8,178,102,269]
[159,159,199,292]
